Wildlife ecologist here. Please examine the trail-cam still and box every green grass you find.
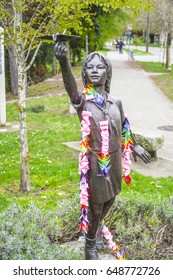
[136,61,173,73]
[133,43,162,48]
[133,50,150,55]
[0,92,173,214]
[125,48,152,56]
[152,73,173,102]
[0,94,81,211]
[96,48,110,55]
[123,171,173,202]
[135,61,173,102]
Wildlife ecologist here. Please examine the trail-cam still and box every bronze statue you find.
[55,40,151,260]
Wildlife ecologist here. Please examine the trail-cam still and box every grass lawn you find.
[0,62,173,260]
[0,93,81,211]
[125,48,152,56]
[136,61,173,73]
[152,73,173,102]
[1,86,173,210]
[135,61,173,102]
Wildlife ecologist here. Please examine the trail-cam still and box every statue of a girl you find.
[55,42,151,260]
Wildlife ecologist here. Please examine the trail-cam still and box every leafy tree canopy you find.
[0,0,156,40]
[0,0,156,68]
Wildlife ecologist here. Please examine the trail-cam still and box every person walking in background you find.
[119,40,125,54]
[114,40,119,50]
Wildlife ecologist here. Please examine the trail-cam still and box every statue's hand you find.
[54,42,67,60]
[131,144,151,164]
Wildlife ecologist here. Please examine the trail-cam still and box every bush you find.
[132,36,144,48]
[0,195,172,260]
[105,195,173,260]
[0,202,82,260]
[27,104,46,113]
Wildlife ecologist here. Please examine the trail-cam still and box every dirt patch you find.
[126,60,142,70]
[6,72,83,102]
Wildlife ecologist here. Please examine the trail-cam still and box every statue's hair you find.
[82,52,112,94]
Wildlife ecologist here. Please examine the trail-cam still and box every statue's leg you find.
[85,202,103,260]
[101,197,115,220]
[96,197,115,249]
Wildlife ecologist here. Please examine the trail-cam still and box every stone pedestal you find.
[132,128,164,159]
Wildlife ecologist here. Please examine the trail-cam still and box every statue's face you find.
[85,55,107,87]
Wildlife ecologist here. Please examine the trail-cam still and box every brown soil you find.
[6,71,83,101]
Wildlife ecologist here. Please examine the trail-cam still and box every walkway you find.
[107,48,173,177]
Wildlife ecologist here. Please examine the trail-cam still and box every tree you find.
[0,0,156,193]
[7,44,18,95]
[84,7,132,52]
[0,0,92,193]
[94,8,136,51]
[153,0,173,70]
[134,0,173,69]
[70,8,129,58]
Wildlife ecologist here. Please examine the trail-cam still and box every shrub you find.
[27,104,46,113]
[132,36,144,48]
[105,195,173,260]
[0,195,172,260]
[0,202,82,260]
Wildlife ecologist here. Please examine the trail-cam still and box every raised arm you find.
[54,42,81,104]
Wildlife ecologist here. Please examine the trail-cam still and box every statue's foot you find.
[85,237,98,260]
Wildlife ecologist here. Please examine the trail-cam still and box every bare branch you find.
[25,40,42,72]
[24,15,50,62]
[23,2,43,48]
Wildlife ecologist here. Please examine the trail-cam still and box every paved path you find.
[107,48,173,177]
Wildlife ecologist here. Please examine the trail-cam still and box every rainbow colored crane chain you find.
[78,111,92,233]
[122,118,133,149]
[122,117,134,185]
[99,220,125,260]
[82,84,104,106]
[97,120,111,178]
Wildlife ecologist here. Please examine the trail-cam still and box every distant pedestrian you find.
[119,40,125,54]
[114,40,119,50]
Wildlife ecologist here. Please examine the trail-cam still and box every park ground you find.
[0,46,173,260]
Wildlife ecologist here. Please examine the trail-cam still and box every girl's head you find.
[82,52,112,93]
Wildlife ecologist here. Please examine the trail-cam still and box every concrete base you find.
[0,122,19,133]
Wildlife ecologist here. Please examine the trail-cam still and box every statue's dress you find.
[73,93,125,204]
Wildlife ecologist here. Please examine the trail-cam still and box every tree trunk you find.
[52,21,57,76]
[0,27,6,126]
[166,32,172,71]
[146,12,150,53]
[52,46,57,76]
[161,33,167,66]
[14,7,30,193]
[18,60,30,193]
[7,44,18,95]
